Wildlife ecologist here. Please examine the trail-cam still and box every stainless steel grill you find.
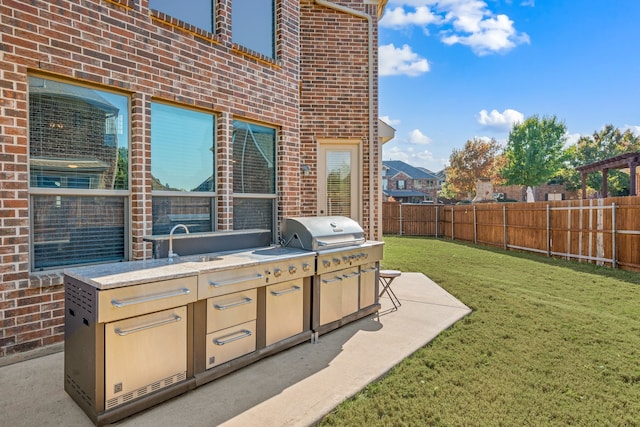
[281,216,383,335]
[281,216,366,251]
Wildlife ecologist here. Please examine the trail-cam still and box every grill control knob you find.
[343,256,350,263]
[302,263,311,272]
[289,265,297,274]
[333,257,341,265]
[273,268,282,278]
[361,252,368,259]
[323,260,331,268]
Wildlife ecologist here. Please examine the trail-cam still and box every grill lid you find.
[281,216,366,251]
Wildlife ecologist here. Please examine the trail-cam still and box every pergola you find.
[576,152,640,198]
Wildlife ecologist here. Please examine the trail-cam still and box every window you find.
[29,77,129,270]
[232,120,276,234]
[397,180,406,190]
[232,0,275,57]
[151,103,216,235]
[149,0,213,32]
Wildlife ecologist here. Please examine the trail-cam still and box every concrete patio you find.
[0,272,471,427]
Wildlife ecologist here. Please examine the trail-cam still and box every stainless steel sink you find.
[176,254,223,263]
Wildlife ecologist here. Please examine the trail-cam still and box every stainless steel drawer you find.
[359,263,378,308]
[198,266,268,299]
[206,320,256,369]
[98,276,197,323]
[265,280,304,346]
[206,289,257,334]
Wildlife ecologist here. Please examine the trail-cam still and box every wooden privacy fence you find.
[382,196,640,272]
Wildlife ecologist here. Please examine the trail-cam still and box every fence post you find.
[503,205,507,250]
[399,203,403,236]
[473,205,477,245]
[546,204,551,257]
[612,202,617,269]
[451,207,454,241]
[435,206,439,238]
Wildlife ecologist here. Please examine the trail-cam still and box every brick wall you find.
[299,0,380,238]
[0,0,381,358]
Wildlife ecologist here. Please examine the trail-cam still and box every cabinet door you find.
[359,263,378,308]
[341,268,360,317]
[265,280,304,346]
[104,306,187,408]
[319,273,343,325]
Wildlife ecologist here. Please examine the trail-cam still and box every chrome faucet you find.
[168,224,189,261]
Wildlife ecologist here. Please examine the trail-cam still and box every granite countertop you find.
[64,246,316,290]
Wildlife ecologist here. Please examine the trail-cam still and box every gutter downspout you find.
[314,0,376,240]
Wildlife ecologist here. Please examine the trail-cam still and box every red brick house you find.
[382,160,439,203]
[0,0,387,359]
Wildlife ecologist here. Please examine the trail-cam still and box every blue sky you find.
[378,0,640,173]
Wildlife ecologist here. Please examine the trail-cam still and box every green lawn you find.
[320,236,640,426]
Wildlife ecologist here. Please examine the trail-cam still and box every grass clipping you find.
[320,236,640,426]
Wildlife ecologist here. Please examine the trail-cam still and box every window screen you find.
[29,77,129,191]
[28,77,129,271]
[31,196,126,270]
[233,198,274,231]
[152,196,214,235]
[232,120,276,236]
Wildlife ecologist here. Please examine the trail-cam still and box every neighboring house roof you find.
[383,160,437,180]
[383,189,429,198]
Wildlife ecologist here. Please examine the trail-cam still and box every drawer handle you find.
[114,314,182,336]
[111,288,191,308]
[322,276,343,284]
[213,329,253,346]
[361,267,378,273]
[343,272,360,279]
[270,285,301,296]
[209,274,264,287]
[214,297,253,310]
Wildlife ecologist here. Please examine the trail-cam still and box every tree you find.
[501,115,567,192]
[445,137,502,199]
[559,125,640,195]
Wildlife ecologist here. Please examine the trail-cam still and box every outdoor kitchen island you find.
[64,223,383,425]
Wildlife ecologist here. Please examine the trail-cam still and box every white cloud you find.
[379,43,430,77]
[623,125,640,136]
[381,1,530,56]
[385,145,435,167]
[441,13,530,56]
[477,108,524,132]
[380,6,442,29]
[564,132,581,148]
[409,128,432,144]
[380,115,401,126]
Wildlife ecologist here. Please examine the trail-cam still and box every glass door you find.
[318,141,360,222]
